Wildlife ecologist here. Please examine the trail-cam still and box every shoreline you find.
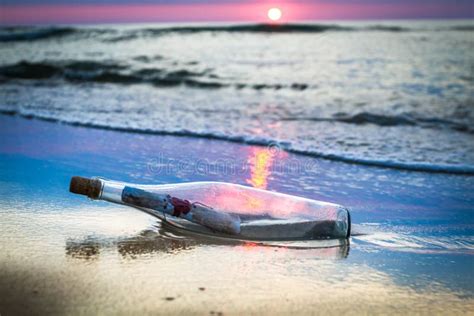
[2,111,473,175]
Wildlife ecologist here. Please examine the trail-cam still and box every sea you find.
[1,20,473,174]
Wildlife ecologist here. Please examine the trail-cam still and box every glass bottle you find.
[69,176,351,240]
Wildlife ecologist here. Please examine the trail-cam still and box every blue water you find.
[0,116,473,305]
[1,20,473,173]
[1,115,473,251]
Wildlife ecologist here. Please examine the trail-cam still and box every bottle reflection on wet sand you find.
[66,239,101,260]
[65,223,350,260]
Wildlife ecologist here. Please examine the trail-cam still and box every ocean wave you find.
[0,60,224,88]
[104,24,353,42]
[448,25,474,31]
[1,23,472,43]
[1,108,473,175]
[0,26,76,42]
[0,24,350,43]
[281,112,474,134]
[354,231,474,254]
[0,60,313,90]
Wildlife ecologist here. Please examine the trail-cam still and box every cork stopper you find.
[69,176,102,199]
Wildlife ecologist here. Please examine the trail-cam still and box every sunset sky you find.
[0,0,472,24]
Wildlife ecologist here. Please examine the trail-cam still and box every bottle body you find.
[72,177,351,240]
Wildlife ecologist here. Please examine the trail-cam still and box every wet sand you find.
[0,115,473,315]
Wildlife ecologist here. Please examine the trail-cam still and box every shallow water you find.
[0,116,473,314]
[1,20,474,172]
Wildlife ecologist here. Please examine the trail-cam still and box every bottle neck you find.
[97,179,126,204]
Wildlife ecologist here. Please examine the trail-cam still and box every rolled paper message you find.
[121,186,241,235]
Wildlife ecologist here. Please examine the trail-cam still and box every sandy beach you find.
[1,114,473,315]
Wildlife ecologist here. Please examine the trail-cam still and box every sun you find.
[267,7,282,22]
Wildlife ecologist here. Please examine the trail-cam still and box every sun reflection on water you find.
[246,147,276,190]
